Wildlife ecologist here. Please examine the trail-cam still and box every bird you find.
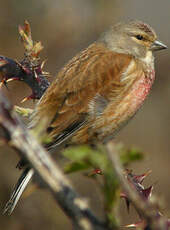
[3,20,167,214]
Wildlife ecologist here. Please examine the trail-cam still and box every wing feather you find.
[31,43,132,144]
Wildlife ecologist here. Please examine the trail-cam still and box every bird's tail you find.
[3,168,34,215]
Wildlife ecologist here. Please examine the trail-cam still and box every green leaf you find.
[89,150,108,170]
[14,106,33,117]
[64,161,90,174]
[63,145,95,161]
[62,143,121,227]
[120,147,144,166]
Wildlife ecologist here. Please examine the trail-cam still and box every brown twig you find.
[0,92,112,230]
[0,21,50,102]
[106,142,167,230]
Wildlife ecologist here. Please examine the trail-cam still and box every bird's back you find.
[30,42,154,147]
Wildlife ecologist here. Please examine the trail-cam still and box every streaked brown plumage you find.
[30,21,166,147]
[31,45,133,145]
[4,20,167,214]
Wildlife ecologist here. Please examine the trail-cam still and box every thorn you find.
[125,223,136,228]
[17,60,33,75]
[142,186,153,199]
[21,94,34,103]
[87,168,103,177]
[42,71,50,77]
[34,70,40,83]
[0,80,4,88]
[22,66,31,75]
[94,168,103,175]
[6,77,20,83]
[133,170,152,184]
[120,193,130,212]
[16,61,31,75]
[0,79,7,88]
[21,97,29,103]
[125,220,146,228]
[41,59,47,69]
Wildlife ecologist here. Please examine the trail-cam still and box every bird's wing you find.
[31,43,133,146]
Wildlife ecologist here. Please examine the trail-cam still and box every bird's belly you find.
[95,70,155,142]
[71,70,155,144]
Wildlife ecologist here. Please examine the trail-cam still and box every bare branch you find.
[0,92,111,230]
[0,21,50,102]
[106,142,167,230]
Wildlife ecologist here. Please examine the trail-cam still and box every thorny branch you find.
[0,20,111,230]
[0,92,110,230]
[0,89,168,230]
[0,20,50,102]
[0,20,169,230]
[106,142,168,230]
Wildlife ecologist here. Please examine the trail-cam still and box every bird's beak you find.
[151,40,167,51]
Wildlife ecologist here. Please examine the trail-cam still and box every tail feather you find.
[3,168,34,215]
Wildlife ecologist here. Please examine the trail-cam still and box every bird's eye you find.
[135,35,144,40]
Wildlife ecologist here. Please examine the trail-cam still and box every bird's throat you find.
[140,50,154,70]
[97,68,155,142]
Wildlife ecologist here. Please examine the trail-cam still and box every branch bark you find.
[0,92,111,230]
[0,82,168,230]
[106,142,167,230]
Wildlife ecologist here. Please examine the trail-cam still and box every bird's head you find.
[99,20,167,61]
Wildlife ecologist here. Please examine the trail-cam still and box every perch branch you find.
[0,92,111,230]
[0,21,50,102]
[106,142,167,230]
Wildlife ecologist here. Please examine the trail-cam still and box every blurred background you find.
[0,0,169,229]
